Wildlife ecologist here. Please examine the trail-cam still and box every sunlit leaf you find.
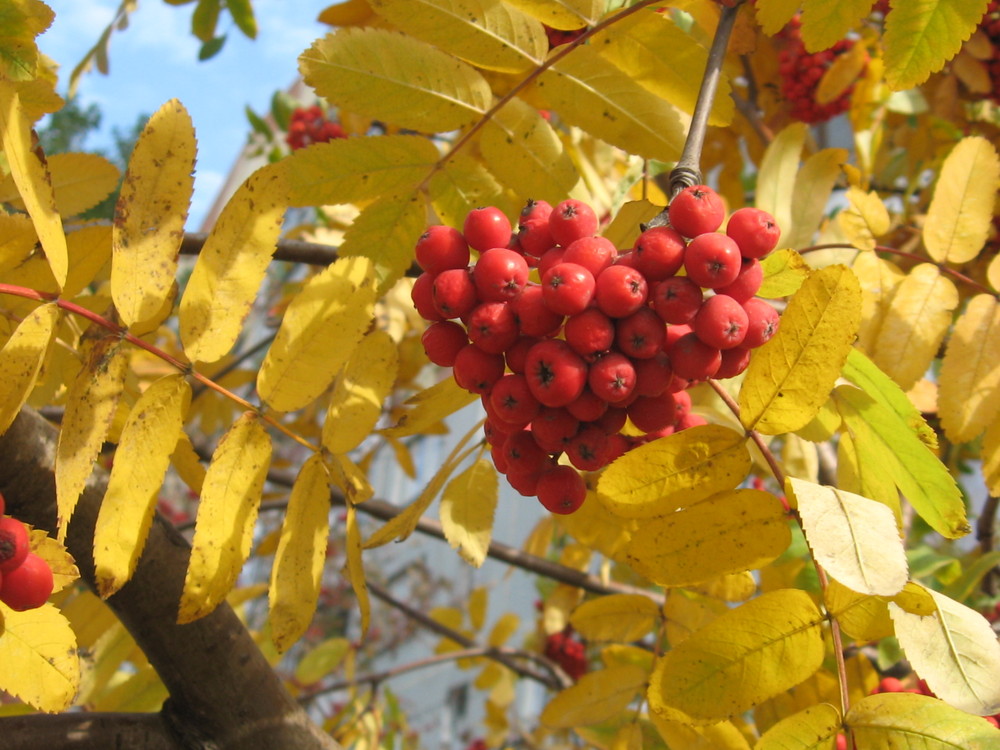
[0,602,79,712]
[541,665,649,728]
[847,692,1000,747]
[853,252,905,355]
[784,148,849,250]
[501,0,602,30]
[439,457,498,568]
[569,594,659,643]
[757,248,810,299]
[0,302,59,435]
[939,294,1000,443]
[650,713,752,750]
[380,376,478,438]
[755,123,807,247]
[824,578,895,643]
[838,187,891,252]
[344,499,370,635]
[756,702,841,749]
[801,0,872,52]
[338,193,427,292]
[755,0,801,36]
[295,636,350,685]
[0,152,119,217]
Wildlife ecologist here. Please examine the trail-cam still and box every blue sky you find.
[38,0,330,230]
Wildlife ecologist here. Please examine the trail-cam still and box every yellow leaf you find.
[689,571,757,602]
[603,200,662,252]
[801,0,872,52]
[888,583,1000,716]
[557,488,635,561]
[626,489,790,587]
[269,454,332,653]
[785,148,850,250]
[29,529,78,595]
[824,578,895,642]
[0,81,67,288]
[594,10,734,127]
[338,193,427,291]
[0,302,59,435]
[258,256,377,412]
[740,265,861,434]
[611,722,643,750]
[318,0,375,26]
[754,0,801,36]
[55,338,129,537]
[852,252,905,355]
[788,478,908,596]
[501,0,602,30]
[757,702,841,750]
[847,692,1000,748]
[664,589,729,648]
[93,374,191,597]
[988,252,1000,292]
[327,452,374,505]
[838,187,891,252]
[0,152,120,217]
[380,376,478,438]
[650,713,752,750]
[984,417,1000,497]
[883,0,991,90]
[649,590,825,724]
[569,594,659,643]
[295,636,350,685]
[439,457,498,568]
[323,328,398,454]
[924,136,1000,265]
[170,431,206,496]
[871,263,958,392]
[939,294,1000,442]
[487,612,520,647]
[755,123,808,247]
[757,248,810,299]
[64,224,113,299]
[468,586,488,631]
[179,162,288,363]
[0,602,80,713]
[597,424,751,519]
[429,151,506,229]
[531,44,686,163]
[0,0,53,80]
[300,27,492,133]
[179,412,272,623]
[111,99,194,329]
[540,664,649,728]
[480,96,579,204]
[0,214,36,273]
[344,500,370,635]
[368,0,545,73]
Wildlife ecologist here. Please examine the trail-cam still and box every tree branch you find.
[0,712,176,750]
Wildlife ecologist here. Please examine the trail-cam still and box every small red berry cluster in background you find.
[0,492,54,612]
[543,24,588,49]
[544,627,588,681]
[873,675,1000,729]
[285,105,347,151]
[412,185,782,515]
[776,16,859,124]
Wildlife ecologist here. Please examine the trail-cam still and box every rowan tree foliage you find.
[1,0,1000,749]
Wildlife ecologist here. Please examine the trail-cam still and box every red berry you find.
[632,226,686,281]
[715,346,752,379]
[633,350,674,396]
[652,277,704,324]
[595,265,648,318]
[490,374,542,427]
[0,516,30,574]
[453,344,505,394]
[628,392,678,433]
[565,424,611,471]
[518,214,556,257]
[668,185,726,238]
[564,308,615,357]
[463,206,512,252]
[615,308,665,359]
[567,388,609,422]
[541,262,596,316]
[415,225,470,273]
[467,302,520,354]
[875,676,904,693]
[530,407,580,453]
[503,429,552,476]
[504,335,540,374]
[742,298,781,348]
[587,352,637,403]
[716,258,763,303]
[421,321,468,366]
[524,339,588,407]
[549,199,599,246]
[511,285,564,338]
[0,552,53,611]
[683,233,743,289]
[433,268,479,319]
[693,294,749,349]
[562,235,617,278]
[411,272,445,322]
[473,248,529,303]
[726,207,781,259]
[669,331,722,380]
[536,466,587,514]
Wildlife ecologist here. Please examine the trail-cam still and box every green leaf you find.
[757,248,811,299]
[846,692,1000,748]
[191,0,220,42]
[225,0,257,39]
[883,0,990,90]
[198,35,226,61]
[835,385,969,539]
[299,27,492,133]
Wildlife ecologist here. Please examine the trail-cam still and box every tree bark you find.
[0,407,340,750]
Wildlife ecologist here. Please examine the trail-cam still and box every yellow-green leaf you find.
[501,0,602,30]
[344,499,370,635]
[270,454,332,653]
[258,256,377,413]
[295,636,350,685]
[883,0,991,91]
[740,265,861,434]
[888,583,1000,716]
[756,702,842,750]
[0,81,67,288]
[824,578,895,643]
[0,0,52,80]
[541,664,649,728]
[531,44,686,163]
[480,96,579,204]
[0,302,59,435]
[838,187,891,252]
[0,602,79,712]
[179,162,288,363]
[380,376,478,438]
[625,489,790,587]
[112,99,195,329]
[801,0,873,52]
[939,294,1000,443]
[429,151,506,229]
[871,263,958,392]
[369,0,545,73]
[597,424,751,519]
[179,412,271,623]
[755,0,801,36]
[649,589,825,724]
[569,594,659,643]
[784,148,850,250]
[853,252,905,355]
[847,692,1000,748]
[650,713,752,750]
[755,123,807,246]
[323,328,398,454]
[0,152,120,218]
[56,338,130,538]
[835,385,969,539]
[439,457,498,568]
[338,193,427,292]
[594,10,733,126]
[300,27,492,133]
[757,248,810,299]
[93,374,191,597]
[924,136,1000,265]
[788,478,907,596]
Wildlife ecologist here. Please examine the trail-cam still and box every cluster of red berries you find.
[544,627,588,681]
[285,105,347,151]
[412,185,781,515]
[0,492,54,612]
[776,16,859,123]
